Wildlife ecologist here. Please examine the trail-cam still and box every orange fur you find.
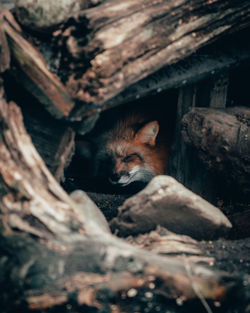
[94,112,172,186]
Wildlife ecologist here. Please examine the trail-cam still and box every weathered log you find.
[0,10,16,73]
[182,107,250,199]
[20,99,76,181]
[3,4,250,127]
[56,0,250,118]
[2,71,76,182]
[103,29,250,113]
[0,95,248,312]
[1,9,74,119]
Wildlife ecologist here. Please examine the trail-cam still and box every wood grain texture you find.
[182,106,250,199]
[56,0,250,118]
[1,9,74,119]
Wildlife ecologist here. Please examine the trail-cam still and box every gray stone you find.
[14,0,96,32]
[1,0,17,10]
[110,175,232,239]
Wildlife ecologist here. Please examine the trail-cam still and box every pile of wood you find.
[0,1,250,312]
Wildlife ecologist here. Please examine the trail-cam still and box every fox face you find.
[93,116,169,187]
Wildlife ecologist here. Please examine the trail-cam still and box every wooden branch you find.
[1,9,74,119]
[0,23,10,73]
[0,10,17,73]
[0,97,248,312]
[56,0,250,117]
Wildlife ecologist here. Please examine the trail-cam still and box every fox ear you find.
[135,121,159,146]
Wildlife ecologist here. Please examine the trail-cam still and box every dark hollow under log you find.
[56,0,250,118]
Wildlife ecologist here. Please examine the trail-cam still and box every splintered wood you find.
[55,0,250,117]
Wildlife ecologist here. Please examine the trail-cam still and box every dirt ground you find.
[201,238,250,275]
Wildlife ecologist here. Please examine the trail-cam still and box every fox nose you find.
[109,173,120,183]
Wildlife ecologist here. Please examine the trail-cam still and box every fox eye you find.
[122,154,138,163]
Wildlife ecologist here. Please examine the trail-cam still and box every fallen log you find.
[103,30,250,113]
[102,32,250,110]
[181,107,250,200]
[2,68,76,181]
[0,93,248,312]
[55,0,250,118]
[0,9,74,119]
[19,94,76,181]
[0,10,15,73]
[3,4,250,125]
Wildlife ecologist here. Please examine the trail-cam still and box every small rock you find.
[1,0,16,10]
[110,176,232,239]
[14,0,94,32]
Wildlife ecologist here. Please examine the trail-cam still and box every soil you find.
[200,238,250,275]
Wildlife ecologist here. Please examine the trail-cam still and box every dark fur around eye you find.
[122,153,141,163]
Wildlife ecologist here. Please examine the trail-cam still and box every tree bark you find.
[2,4,250,123]
[1,9,74,119]
[0,96,248,312]
[56,0,250,118]
[21,103,76,182]
[182,107,250,200]
[103,31,250,114]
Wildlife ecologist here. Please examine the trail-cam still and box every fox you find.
[92,112,172,188]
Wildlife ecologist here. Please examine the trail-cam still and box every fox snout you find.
[108,171,131,186]
[109,173,120,183]
[108,165,155,187]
